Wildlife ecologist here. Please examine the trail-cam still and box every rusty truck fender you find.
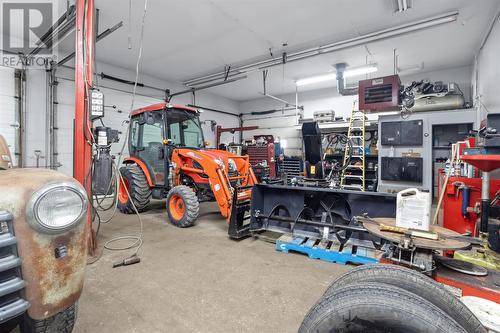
[0,169,88,320]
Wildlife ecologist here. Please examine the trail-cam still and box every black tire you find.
[117,165,151,214]
[300,283,467,333]
[166,185,199,228]
[20,303,77,333]
[322,264,485,333]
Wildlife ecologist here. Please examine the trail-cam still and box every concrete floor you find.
[69,201,353,332]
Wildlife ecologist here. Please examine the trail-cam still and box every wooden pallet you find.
[275,234,379,265]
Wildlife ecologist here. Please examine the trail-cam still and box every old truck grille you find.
[0,211,29,324]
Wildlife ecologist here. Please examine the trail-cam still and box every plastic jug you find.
[396,188,431,231]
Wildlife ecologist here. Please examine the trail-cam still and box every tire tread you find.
[20,303,77,333]
[300,283,467,333]
[166,185,199,228]
[118,165,152,214]
[322,264,485,333]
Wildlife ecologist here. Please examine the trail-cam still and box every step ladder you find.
[340,108,366,191]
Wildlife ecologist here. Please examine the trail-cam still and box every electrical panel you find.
[380,121,400,145]
[381,120,423,146]
[485,113,500,148]
[90,88,104,119]
[381,157,423,183]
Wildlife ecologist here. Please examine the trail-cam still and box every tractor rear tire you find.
[117,165,152,214]
[322,264,485,333]
[166,185,199,228]
[299,283,467,333]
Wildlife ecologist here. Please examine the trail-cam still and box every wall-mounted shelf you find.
[295,119,378,133]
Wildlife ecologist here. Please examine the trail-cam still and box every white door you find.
[0,67,18,166]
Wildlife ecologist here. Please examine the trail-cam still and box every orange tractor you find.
[117,103,257,238]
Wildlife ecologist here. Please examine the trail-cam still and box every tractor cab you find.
[128,103,204,187]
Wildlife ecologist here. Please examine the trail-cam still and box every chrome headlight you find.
[27,183,88,233]
[227,159,237,173]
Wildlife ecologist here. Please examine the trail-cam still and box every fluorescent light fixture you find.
[397,62,424,74]
[296,73,337,86]
[295,64,378,86]
[343,64,378,78]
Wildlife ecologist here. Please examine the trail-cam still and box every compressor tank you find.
[409,94,465,112]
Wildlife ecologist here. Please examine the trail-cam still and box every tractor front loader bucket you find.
[228,185,253,239]
[248,184,397,243]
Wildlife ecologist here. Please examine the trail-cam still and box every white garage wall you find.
[239,65,473,157]
[241,111,303,157]
[473,6,500,120]
[25,61,241,176]
[0,66,18,166]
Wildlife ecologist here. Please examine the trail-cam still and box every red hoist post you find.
[215,125,259,147]
[73,0,96,255]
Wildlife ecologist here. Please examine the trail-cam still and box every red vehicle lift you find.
[73,0,96,254]
[215,125,258,148]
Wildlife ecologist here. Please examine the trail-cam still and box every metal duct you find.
[335,63,357,96]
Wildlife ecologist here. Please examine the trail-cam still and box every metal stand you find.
[455,154,500,270]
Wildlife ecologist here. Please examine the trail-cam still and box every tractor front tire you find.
[166,185,199,228]
[117,165,152,214]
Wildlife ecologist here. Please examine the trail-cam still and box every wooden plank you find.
[361,217,470,250]
[317,239,329,250]
[278,234,293,243]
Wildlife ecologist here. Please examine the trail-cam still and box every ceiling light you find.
[295,73,337,86]
[296,64,378,86]
[343,64,378,78]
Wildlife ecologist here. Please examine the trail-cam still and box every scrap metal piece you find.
[436,256,488,276]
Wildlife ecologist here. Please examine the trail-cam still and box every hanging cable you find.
[87,0,149,266]
[103,0,148,258]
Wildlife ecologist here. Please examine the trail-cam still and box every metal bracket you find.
[165,89,172,102]
[224,65,231,81]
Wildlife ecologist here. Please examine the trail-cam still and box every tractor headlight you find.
[227,159,237,173]
[27,183,88,233]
